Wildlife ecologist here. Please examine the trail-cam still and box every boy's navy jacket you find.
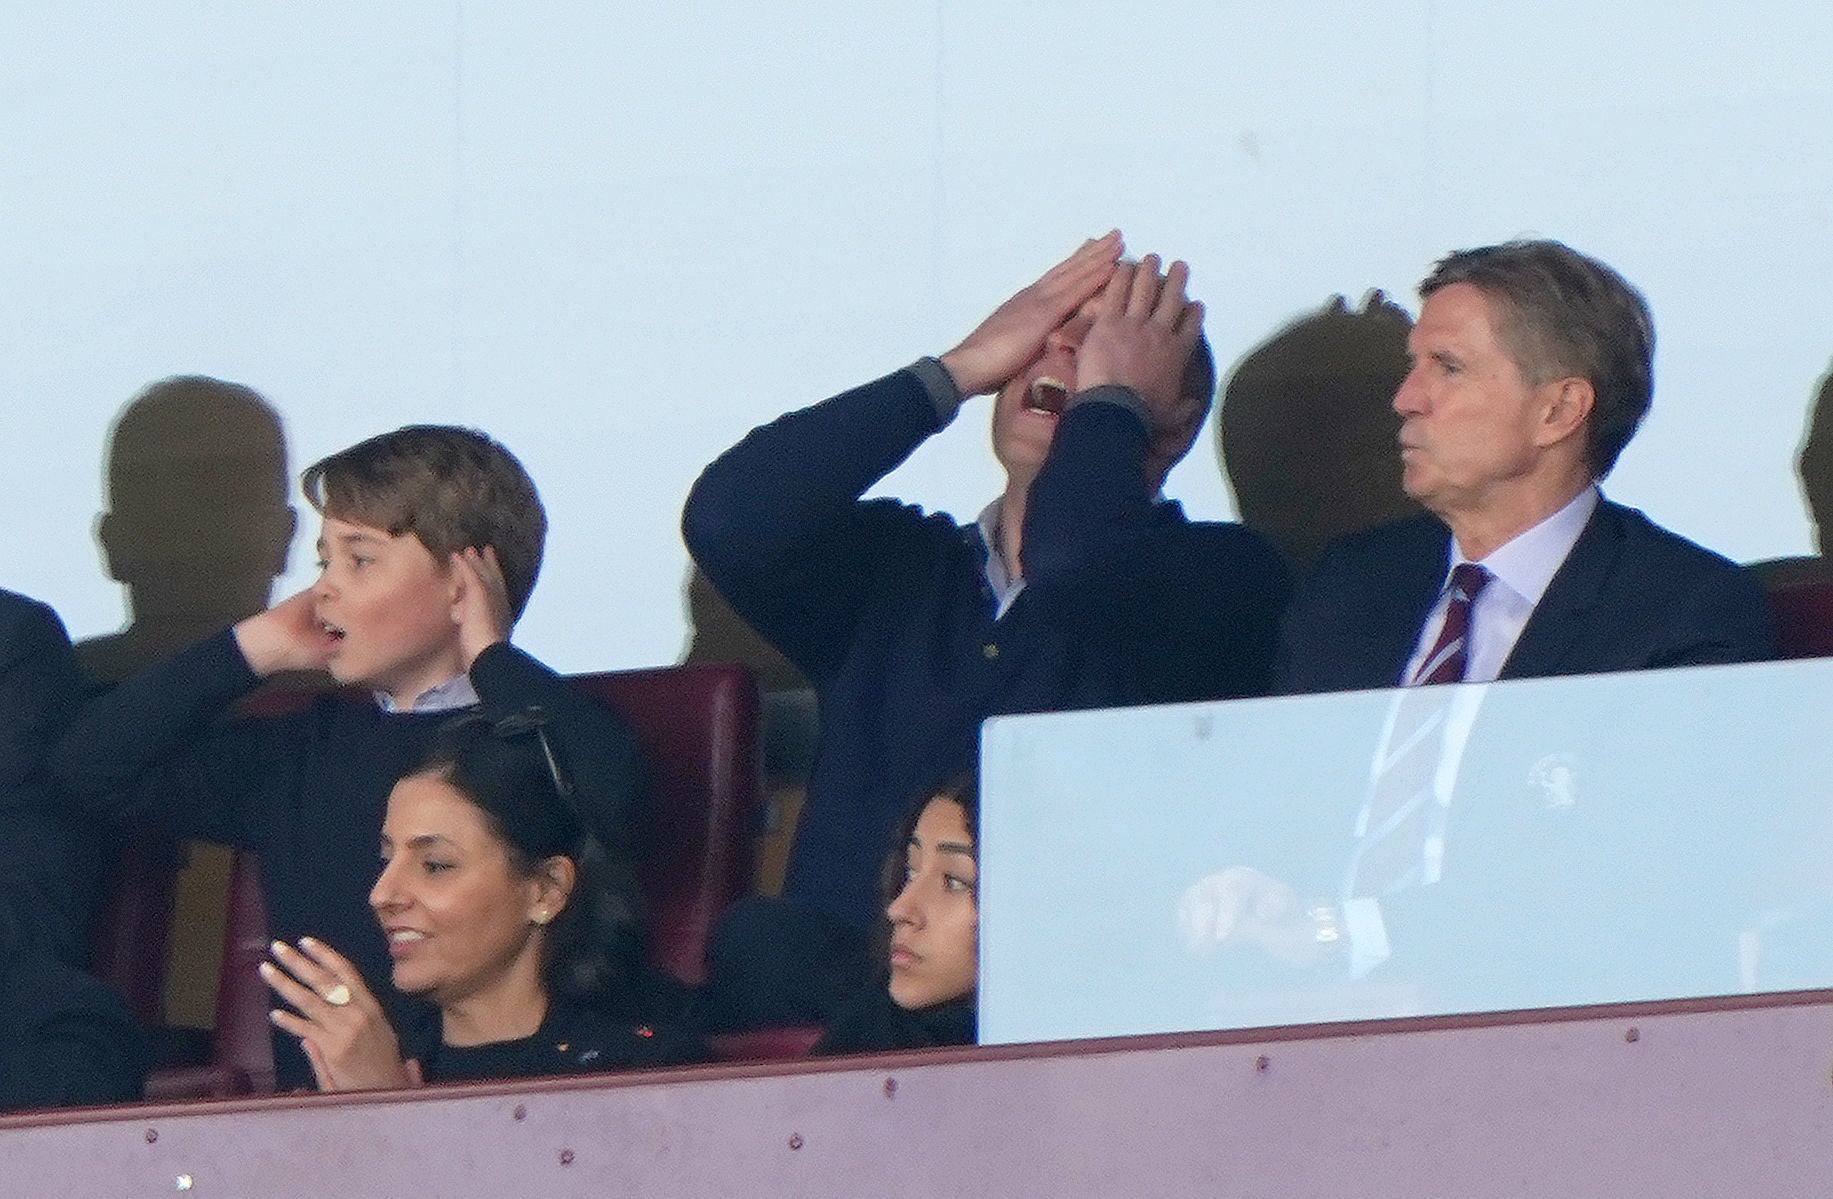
[51,631,647,1090]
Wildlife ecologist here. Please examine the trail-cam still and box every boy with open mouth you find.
[52,425,648,1090]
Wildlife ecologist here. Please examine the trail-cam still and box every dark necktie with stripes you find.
[1410,563,1493,686]
[1346,563,1493,899]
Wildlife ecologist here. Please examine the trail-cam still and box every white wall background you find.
[4,2,1830,671]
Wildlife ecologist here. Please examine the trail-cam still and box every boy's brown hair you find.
[301,425,546,620]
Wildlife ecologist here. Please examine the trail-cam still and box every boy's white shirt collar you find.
[373,672,479,714]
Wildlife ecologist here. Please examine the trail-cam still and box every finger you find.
[296,936,361,980]
[269,940,357,1008]
[1032,231,1123,298]
[1034,249,1123,320]
[405,1058,425,1087]
[1177,298,1206,343]
[270,939,338,991]
[1126,253,1163,318]
[295,938,382,1012]
[301,1037,337,1091]
[1040,230,1122,283]
[1091,259,1136,320]
[1152,261,1191,329]
[259,960,327,1015]
[269,1005,321,1044]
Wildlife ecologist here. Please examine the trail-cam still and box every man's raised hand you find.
[1076,254,1205,439]
[938,231,1123,398]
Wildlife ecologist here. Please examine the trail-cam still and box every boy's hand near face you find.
[233,588,333,678]
[453,546,512,670]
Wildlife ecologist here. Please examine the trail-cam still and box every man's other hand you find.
[1076,254,1205,442]
[939,231,1123,398]
[1176,865,1330,968]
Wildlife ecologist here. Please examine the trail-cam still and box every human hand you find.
[452,546,512,670]
[1175,866,1330,968]
[1075,254,1206,445]
[233,588,332,678]
[938,231,1123,397]
[261,937,418,1092]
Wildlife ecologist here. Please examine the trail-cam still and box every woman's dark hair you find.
[872,773,980,964]
[412,710,641,1010]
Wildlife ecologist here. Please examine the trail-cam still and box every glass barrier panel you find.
[980,658,1833,1043]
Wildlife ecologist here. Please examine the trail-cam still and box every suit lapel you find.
[1499,501,1623,680]
[1376,518,1456,685]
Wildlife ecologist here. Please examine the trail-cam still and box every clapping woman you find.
[261,711,703,1088]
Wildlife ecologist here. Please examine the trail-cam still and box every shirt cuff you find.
[1341,896,1392,980]
[909,357,966,426]
[1065,383,1151,430]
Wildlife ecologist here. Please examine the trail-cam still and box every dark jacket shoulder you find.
[813,980,975,1057]
[1276,500,1774,697]
[1506,499,1773,676]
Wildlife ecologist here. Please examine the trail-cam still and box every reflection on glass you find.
[980,659,1832,1044]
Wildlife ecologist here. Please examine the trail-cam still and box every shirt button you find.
[983,643,999,659]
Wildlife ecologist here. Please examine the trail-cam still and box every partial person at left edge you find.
[49,425,651,1092]
[0,588,145,1110]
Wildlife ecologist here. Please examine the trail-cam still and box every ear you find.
[1535,376,1594,449]
[441,549,468,617]
[526,855,577,926]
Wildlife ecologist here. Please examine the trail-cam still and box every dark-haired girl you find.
[815,777,979,1055]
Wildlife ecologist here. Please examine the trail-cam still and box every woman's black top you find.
[406,999,709,1084]
[812,978,975,1056]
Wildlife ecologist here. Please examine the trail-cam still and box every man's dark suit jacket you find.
[1275,498,1775,696]
[0,588,103,967]
[1265,499,1778,1011]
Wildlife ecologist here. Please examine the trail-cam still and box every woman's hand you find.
[260,937,421,1092]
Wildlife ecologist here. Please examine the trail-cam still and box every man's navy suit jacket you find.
[1265,499,1779,1008]
[1274,498,1775,696]
[0,589,101,967]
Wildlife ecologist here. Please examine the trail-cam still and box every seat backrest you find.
[209,850,277,1093]
[568,663,763,988]
[91,827,183,1029]
[1768,579,1833,659]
